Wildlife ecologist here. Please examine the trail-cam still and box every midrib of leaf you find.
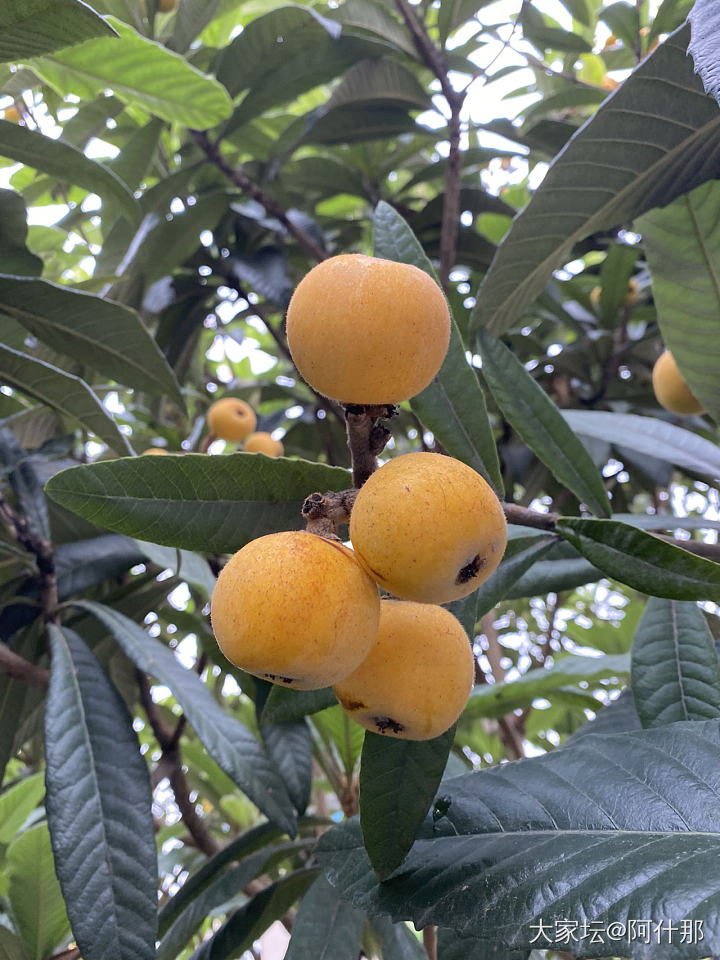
[50,629,122,954]
[670,601,690,721]
[1,298,152,382]
[317,899,344,960]
[684,192,720,308]
[485,110,720,331]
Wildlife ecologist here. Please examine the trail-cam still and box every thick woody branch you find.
[191,130,327,263]
[344,404,395,488]
[0,644,49,687]
[302,489,358,539]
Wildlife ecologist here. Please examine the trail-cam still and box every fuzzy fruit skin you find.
[211,531,380,690]
[349,452,507,604]
[334,599,474,740]
[286,254,451,404]
[207,398,257,442]
[244,432,284,457]
[652,350,704,415]
[141,447,169,455]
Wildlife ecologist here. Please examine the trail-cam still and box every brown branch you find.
[199,431,216,454]
[0,644,49,687]
[302,489,358,539]
[344,404,395,487]
[0,495,57,627]
[191,130,327,263]
[392,0,465,291]
[167,751,219,858]
[49,949,80,960]
[423,925,438,960]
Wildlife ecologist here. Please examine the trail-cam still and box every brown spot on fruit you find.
[456,553,485,585]
[336,695,366,712]
[263,673,296,685]
[373,716,405,735]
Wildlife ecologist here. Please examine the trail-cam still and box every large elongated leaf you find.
[0,0,116,61]
[325,58,430,112]
[134,540,215,598]
[557,517,720,601]
[259,719,312,817]
[474,534,556,619]
[562,410,720,482]
[285,875,365,960]
[0,190,42,276]
[71,600,297,835]
[44,626,157,960]
[638,180,720,421]
[158,841,307,960]
[45,454,349,554]
[0,120,137,222]
[32,18,232,128]
[317,719,720,958]
[0,343,133,455]
[6,824,71,960]
[631,598,720,727]
[464,653,630,719]
[261,685,337,724]
[360,728,455,879]
[189,869,319,960]
[688,0,720,108]
[0,275,183,406]
[372,201,502,491]
[471,25,720,337]
[478,330,610,515]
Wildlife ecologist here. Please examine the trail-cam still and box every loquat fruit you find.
[141,447,169,455]
[210,531,381,689]
[207,397,257,443]
[349,452,507,604]
[651,349,704,415]
[244,432,284,457]
[334,599,474,740]
[3,105,20,123]
[286,254,451,404]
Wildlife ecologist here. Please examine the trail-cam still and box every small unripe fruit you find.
[207,398,257,442]
[334,600,474,740]
[651,349,704,415]
[244,432,284,457]
[349,452,507,604]
[211,531,380,690]
[141,447,169,455]
[286,254,451,404]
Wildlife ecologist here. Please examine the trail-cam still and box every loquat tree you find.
[1,0,720,958]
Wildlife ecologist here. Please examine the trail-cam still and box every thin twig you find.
[0,644,49,687]
[0,495,57,626]
[191,130,327,263]
[423,925,438,960]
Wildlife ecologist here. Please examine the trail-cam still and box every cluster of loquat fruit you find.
[211,254,508,741]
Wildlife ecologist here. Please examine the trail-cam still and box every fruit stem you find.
[344,404,395,487]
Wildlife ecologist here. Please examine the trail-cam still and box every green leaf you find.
[368,917,425,960]
[0,771,44,844]
[598,242,638,326]
[324,58,430,112]
[0,343,133,455]
[638,180,720,421]
[477,331,611,516]
[360,727,455,879]
[330,0,417,58]
[0,191,42,276]
[261,685,337,724]
[189,868,319,960]
[0,928,23,960]
[316,719,720,957]
[44,626,157,960]
[45,454,350,554]
[631,598,720,727]
[0,0,116,62]
[562,410,720,481]
[650,0,692,42]
[372,201,502,492]
[0,120,137,223]
[688,0,720,109]
[158,840,307,960]
[474,534,556,619]
[259,720,312,816]
[464,652,630,719]
[285,875,366,960]
[32,18,232,128]
[133,540,216,598]
[6,824,71,960]
[437,929,529,960]
[471,24,720,337]
[521,3,593,52]
[564,688,641,744]
[71,600,298,836]
[557,517,720,601]
[599,0,640,50]
[158,821,289,937]
[0,275,183,407]
[170,0,222,52]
